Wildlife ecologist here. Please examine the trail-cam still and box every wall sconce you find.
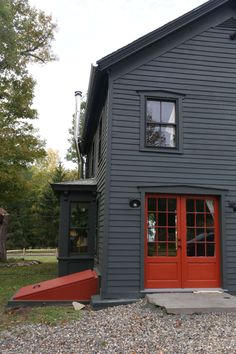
[228,201,236,212]
[129,199,141,208]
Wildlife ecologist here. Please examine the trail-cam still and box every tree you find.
[31,161,78,248]
[66,99,86,174]
[0,75,46,205]
[0,209,9,261]
[6,149,61,249]
[6,149,78,250]
[0,0,56,72]
[29,149,61,194]
[0,0,56,202]
[0,0,57,260]
[36,162,66,248]
[0,0,57,202]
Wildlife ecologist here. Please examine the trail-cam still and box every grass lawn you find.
[8,255,58,263]
[0,258,83,331]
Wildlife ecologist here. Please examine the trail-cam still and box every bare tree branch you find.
[20,52,46,63]
[20,34,51,55]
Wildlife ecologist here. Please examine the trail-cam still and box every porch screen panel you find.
[69,202,89,254]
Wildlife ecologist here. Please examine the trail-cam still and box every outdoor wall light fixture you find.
[228,201,236,212]
[129,199,141,208]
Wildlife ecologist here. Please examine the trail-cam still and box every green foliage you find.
[34,162,77,248]
[29,149,61,194]
[66,114,78,164]
[6,150,60,249]
[6,150,78,249]
[0,0,57,74]
[36,161,66,248]
[0,1,58,251]
[0,74,45,205]
[0,0,57,205]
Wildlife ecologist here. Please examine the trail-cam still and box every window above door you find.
[146,99,176,148]
[138,90,184,153]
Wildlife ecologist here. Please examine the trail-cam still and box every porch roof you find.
[51,178,97,193]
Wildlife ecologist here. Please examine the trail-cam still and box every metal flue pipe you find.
[74,90,86,179]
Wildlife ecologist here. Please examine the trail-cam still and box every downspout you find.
[74,91,86,179]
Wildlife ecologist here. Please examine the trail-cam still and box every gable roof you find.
[97,0,231,70]
[82,0,233,153]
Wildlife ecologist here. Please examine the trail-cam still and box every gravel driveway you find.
[0,299,236,354]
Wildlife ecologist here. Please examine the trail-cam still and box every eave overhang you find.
[81,65,108,154]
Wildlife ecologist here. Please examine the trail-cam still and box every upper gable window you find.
[139,91,184,153]
[146,100,176,148]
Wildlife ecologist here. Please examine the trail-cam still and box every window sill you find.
[139,147,183,154]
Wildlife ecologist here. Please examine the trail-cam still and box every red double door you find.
[145,195,220,288]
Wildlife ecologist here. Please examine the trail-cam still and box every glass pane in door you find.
[147,196,177,257]
[186,198,215,257]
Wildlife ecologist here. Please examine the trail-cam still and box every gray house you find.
[53,0,236,303]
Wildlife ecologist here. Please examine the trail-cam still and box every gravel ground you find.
[0,299,236,354]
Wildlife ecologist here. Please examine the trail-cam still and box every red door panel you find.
[182,196,220,288]
[145,195,181,288]
[145,195,220,289]
[145,260,181,288]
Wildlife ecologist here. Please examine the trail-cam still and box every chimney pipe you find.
[75,90,82,141]
[74,90,85,178]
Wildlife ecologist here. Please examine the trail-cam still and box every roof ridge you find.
[97,0,230,70]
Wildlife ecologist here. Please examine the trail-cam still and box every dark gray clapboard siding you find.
[97,101,108,271]
[105,22,236,296]
[87,99,108,271]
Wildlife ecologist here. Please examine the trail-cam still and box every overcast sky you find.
[28,0,206,167]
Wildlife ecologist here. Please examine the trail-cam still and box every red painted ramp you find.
[12,269,98,302]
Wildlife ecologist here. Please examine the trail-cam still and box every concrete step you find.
[147,292,236,314]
